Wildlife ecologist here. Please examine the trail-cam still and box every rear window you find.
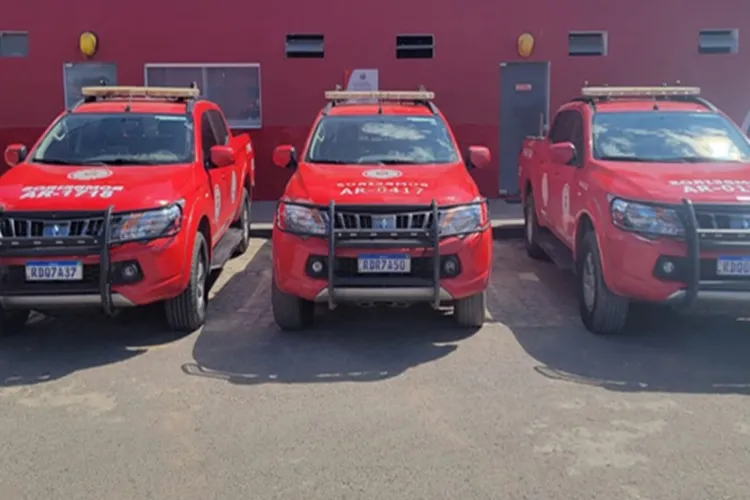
[592,111,750,163]
[31,113,194,166]
[304,115,459,165]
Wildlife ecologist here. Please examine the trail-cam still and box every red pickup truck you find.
[270,89,493,330]
[518,85,750,334]
[0,85,255,334]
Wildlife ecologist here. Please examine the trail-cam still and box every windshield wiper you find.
[31,158,92,165]
[663,156,742,163]
[374,159,422,164]
[93,158,163,165]
[307,159,350,164]
[597,156,653,162]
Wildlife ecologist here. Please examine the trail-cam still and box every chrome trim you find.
[314,286,453,303]
[0,293,135,309]
[666,290,750,304]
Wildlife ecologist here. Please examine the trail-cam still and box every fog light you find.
[311,261,324,274]
[662,260,675,274]
[442,256,460,277]
[122,264,139,279]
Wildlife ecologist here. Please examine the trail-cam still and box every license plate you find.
[25,261,83,281]
[357,254,411,273]
[716,256,750,276]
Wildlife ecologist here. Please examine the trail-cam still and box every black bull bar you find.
[277,199,490,309]
[0,206,117,313]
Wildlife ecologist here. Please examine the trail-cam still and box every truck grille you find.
[0,215,123,238]
[693,208,750,230]
[325,211,436,230]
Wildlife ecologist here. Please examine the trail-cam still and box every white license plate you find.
[25,261,83,281]
[716,256,750,277]
[357,254,411,273]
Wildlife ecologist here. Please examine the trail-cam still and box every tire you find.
[454,290,487,327]
[271,279,314,331]
[577,231,630,334]
[165,232,209,332]
[524,193,549,260]
[232,188,251,256]
[0,308,30,337]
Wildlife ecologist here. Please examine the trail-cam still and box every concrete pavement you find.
[1,239,750,499]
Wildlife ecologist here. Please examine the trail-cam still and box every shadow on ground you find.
[184,240,479,386]
[496,241,750,395]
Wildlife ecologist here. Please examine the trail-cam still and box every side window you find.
[568,112,585,166]
[208,109,230,146]
[549,111,572,143]
[200,112,219,167]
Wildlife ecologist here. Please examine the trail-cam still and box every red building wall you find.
[1,0,749,200]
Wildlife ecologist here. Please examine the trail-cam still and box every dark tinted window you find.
[200,112,219,167]
[305,115,459,165]
[31,113,193,165]
[208,109,229,145]
[592,111,750,162]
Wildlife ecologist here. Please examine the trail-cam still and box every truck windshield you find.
[592,111,750,163]
[305,115,459,165]
[31,113,194,166]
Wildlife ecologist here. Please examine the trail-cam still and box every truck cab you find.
[518,85,750,334]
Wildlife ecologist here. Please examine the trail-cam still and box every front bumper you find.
[0,207,183,312]
[274,199,491,308]
[605,199,750,306]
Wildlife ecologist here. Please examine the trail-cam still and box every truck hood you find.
[601,161,750,203]
[0,164,192,212]
[289,164,480,205]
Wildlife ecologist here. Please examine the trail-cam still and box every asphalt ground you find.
[1,238,750,499]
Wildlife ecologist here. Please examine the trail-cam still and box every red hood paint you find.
[284,163,481,205]
[596,161,750,203]
[0,163,193,211]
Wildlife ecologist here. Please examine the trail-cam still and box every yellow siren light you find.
[581,86,701,97]
[324,90,435,101]
[81,85,200,99]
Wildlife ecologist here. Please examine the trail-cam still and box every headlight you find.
[112,203,182,242]
[279,203,327,235]
[439,205,483,236]
[610,198,683,236]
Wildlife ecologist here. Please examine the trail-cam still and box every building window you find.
[699,29,739,54]
[63,62,118,109]
[0,32,28,57]
[396,34,434,59]
[568,31,607,56]
[286,34,324,58]
[145,63,261,129]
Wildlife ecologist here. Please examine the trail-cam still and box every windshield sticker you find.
[19,185,124,199]
[362,169,403,180]
[405,117,436,123]
[669,179,750,194]
[67,168,113,181]
[338,181,428,196]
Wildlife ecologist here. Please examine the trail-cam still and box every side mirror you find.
[273,145,297,169]
[466,145,491,169]
[550,142,576,165]
[209,145,235,168]
[4,144,27,167]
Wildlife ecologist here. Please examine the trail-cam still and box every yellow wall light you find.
[79,31,98,57]
[517,32,535,58]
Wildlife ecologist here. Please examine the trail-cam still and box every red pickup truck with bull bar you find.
[0,85,255,334]
[519,85,750,334]
[271,89,493,330]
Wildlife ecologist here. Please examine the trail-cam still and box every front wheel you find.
[165,232,209,332]
[577,231,630,334]
[454,291,486,327]
[271,279,315,331]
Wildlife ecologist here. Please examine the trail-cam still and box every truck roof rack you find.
[71,85,202,115]
[574,85,717,112]
[322,88,438,115]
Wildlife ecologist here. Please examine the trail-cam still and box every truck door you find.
[207,109,241,224]
[200,111,230,238]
